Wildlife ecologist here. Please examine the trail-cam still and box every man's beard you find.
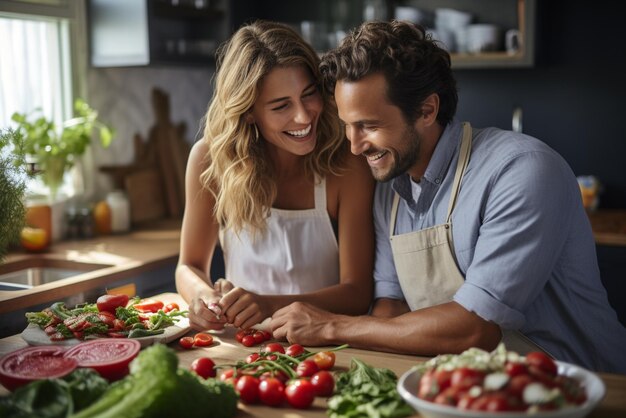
[370,124,421,182]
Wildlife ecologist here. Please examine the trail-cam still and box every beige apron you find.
[389,122,545,355]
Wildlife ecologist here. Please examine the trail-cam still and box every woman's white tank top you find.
[218,178,339,295]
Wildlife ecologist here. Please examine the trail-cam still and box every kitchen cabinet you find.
[231,0,534,69]
[87,0,230,67]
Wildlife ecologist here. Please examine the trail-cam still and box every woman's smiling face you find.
[250,65,323,158]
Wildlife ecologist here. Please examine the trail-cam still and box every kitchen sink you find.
[0,258,112,291]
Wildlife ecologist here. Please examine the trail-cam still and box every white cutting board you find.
[21,293,191,348]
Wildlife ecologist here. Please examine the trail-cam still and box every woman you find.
[176,21,375,332]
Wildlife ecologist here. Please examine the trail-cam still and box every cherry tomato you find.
[457,392,478,410]
[507,374,534,398]
[296,360,319,378]
[235,375,260,404]
[219,368,235,381]
[418,370,438,400]
[246,353,261,364]
[241,335,256,347]
[526,352,557,377]
[312,351,335,370]
[451,367,485,390]
[285,379,316,409]
[190,357,216,379]
[235,330,246,343]
[163,302,180,313]
[193,333,214,347]
[310,370,335,397]
[285,344,305,357]
[505,361,528,377]
[434,387,460,406]
[264,343,285,354]
[96,294,129,313]
[179,336,195,349]
[484,393,513,412]
[258,377,285,406]
[253,331,266,345]
[261,330,272,341]
[133,299,164,313]
[433,369,453,393]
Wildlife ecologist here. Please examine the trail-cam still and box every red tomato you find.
[179,336,195,349]
[260,370,289,384]
[433,369,453,393]
[253,331,266,345]
[311,370,335,397]
[163,302,180,313]
[261,330,272,341]
[312,351,335,370]
[507,374,535,398]
[133,299,164,313]
[190,357,216,379]
[235,375,260,404]
[285,379,316,409]
[457,392,478,410]
[526,352,558,377]
[418,370,438,400]
[235,330,246,343]
[434,386,466,406]
[285,344,305,357]
[259,377,285,406]
[241,335,256,347]
[264,343,285,354]
[505,361,528,377]
[296,360,319,377]
[97,311,116,327]
[193,333,214,347]
[64,339,140,381]
[219,368,235,381]
[484,393,514,412]
[96,294,129,313]
[0,346,77,391]
[451,367,485,390]
[246,353,261,364]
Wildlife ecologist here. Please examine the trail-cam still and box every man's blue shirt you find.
[373,120,626,373]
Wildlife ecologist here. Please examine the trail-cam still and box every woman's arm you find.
[175,141,226,330]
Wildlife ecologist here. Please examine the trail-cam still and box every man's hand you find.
[271,302,338,346]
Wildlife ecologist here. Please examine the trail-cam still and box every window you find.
[0,0,85,198]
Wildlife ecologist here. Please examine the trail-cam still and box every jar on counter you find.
[106,190,130,233]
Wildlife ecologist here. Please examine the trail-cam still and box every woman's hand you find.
[218,287,272,330]
[187,278,234,331]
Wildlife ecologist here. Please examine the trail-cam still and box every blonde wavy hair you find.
[200,20,346,235]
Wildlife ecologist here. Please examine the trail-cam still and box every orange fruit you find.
[93,200,112,235]
[21,227,49,252]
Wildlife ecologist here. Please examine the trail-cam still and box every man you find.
[270,20,626,373]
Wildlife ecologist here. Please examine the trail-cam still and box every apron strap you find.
[445,122,473,223]
[389,193,401,237]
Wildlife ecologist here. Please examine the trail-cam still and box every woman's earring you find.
[252,123,260,141]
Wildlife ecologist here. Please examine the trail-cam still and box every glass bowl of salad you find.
[397,344,605,418]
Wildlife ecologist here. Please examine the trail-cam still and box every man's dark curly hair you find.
[320,20,458,126]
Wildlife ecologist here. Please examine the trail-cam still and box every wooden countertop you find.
[588,209,626,246]
[0,219,181,314]
[0,292,625,417]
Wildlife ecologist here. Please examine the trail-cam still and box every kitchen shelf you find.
[392,0,535,69]
[87,0,229,67]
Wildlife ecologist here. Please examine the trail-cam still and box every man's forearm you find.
[325,301,501,356]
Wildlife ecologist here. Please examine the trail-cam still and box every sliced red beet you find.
[0,345,77,391]
[63,339,141,381]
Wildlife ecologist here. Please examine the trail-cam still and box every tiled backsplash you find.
[85,66,215,198]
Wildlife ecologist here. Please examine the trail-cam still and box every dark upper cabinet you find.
[88,0,229,67]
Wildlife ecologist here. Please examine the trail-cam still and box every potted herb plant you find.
[11,99,115,200]
[0,129,31,262]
